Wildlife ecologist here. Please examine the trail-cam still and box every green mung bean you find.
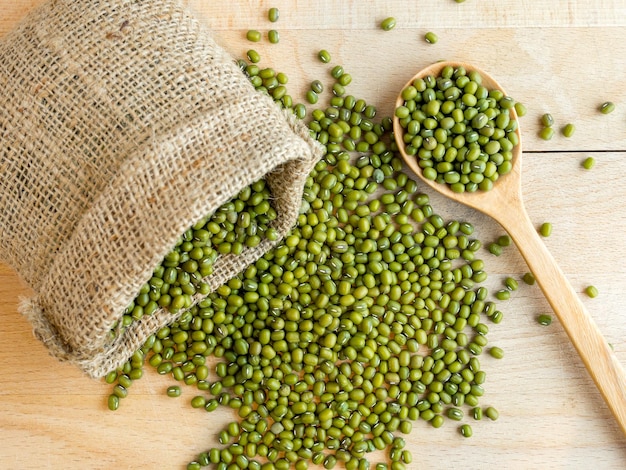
[380,17,397,31]
[562,123,575,137]
[504,277,518,291]
[585,285,599,298]
[488,243,502,256]
[497,235,511,247]
[268,30,280,44]
[539,222,552,237]
[485,406,499,421]
[537,314,552,326]
[540,113,554,127]
[489,347,504,359]
[424,32,438,44]
[318,49,331,63]
[582,157,595,170]
[600,101,615,114]
[522,272,536,285]
[495,289,510,301]
[246,30,262,42]
[268,7,280,22]
[539,127,554,140]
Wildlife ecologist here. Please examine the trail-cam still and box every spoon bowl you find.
[393,60,523,220]
[394,61,626,436]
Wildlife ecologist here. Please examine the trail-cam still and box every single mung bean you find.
[514,102,527,117]
[246,30,262,42]
[585,285,599,298]
[488,243,502,256]
[268,7,280,22]
[600,101,615,114]
[540,113,554,127]
[497,235,511,247]
[424,32,438,44]
[485,406,499,421]
[318,49,331,63]
[268,30,280,44]
[495,289,510,301]
[489,346,504,359]
[537,314,552,326]
[582,157,595,170]
[539,127,554,140]
[381,17,397,31]
[562,123,575,137]
[460,424,473,437]
[539,222,552,237]
[522,272,536,285]
[504,277,518,291]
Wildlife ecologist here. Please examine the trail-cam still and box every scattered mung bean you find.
[600,101,615,114]
[268,29,280,44]
[504,277,518,291]
[460,424,473,437]
[585,285,599,298]
[246,30,262,42]
[107,33,512,470]
[522,272,536,285]
[485,406,499,421]
[582,157,595,170]
[539,222,552,237]
[537,314,552,326]
[489,347,504,359]
[539,127,554,140]
[541,113,554,127]
[318,49,332,63]
[562,123,575,137]
[424,32,438,44]
[381,17,397,31]
[268,7,280,22]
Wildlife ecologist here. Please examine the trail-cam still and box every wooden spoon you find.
[393,60,626,435]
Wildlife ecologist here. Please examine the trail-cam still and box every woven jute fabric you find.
[0,0,322,378]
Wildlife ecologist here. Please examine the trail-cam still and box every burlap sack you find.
[0,0,322,378]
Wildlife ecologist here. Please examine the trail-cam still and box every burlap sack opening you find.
[0,0,323,378]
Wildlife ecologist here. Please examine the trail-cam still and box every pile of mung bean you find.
[112,181,278,336]
[106,30,507,470]
[395,65,520,193]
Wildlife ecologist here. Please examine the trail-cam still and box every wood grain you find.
[2,1,626,469]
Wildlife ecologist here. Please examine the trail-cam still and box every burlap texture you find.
[0,0,323,378]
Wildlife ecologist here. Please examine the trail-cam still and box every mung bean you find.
[562,123,575,137]
[268,30,280,44]
[582,157,595,170]
[600,101,615,114]
[109,45,510,470]
[268,7,280,22]
[539,222,552,237]
[585,285,599,298]
[539,127,554,140]
[522,272,536,285]
[380,17,397,31]
[424,32,438,44]
[246,30,262,42]
[537,314,552,326]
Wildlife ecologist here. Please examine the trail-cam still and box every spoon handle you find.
[500,204,626,435]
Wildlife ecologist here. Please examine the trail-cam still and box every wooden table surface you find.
[2,1,626,469]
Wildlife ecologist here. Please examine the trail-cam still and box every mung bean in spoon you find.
[393,60,626,436]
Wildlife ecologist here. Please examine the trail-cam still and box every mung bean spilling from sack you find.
[395,65,520,193]
[105,49,506,469]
